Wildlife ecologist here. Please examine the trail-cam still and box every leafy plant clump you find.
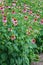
[35,30,43,54]
[0,0,43,65]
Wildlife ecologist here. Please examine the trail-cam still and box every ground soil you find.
[31,54,43,65]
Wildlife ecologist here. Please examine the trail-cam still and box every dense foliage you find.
[0,0,43,65]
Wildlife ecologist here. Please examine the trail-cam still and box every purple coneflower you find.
[31,39,36,44]
[40,18,43,24]
[12,18,18,26]
[2,16,7,23]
